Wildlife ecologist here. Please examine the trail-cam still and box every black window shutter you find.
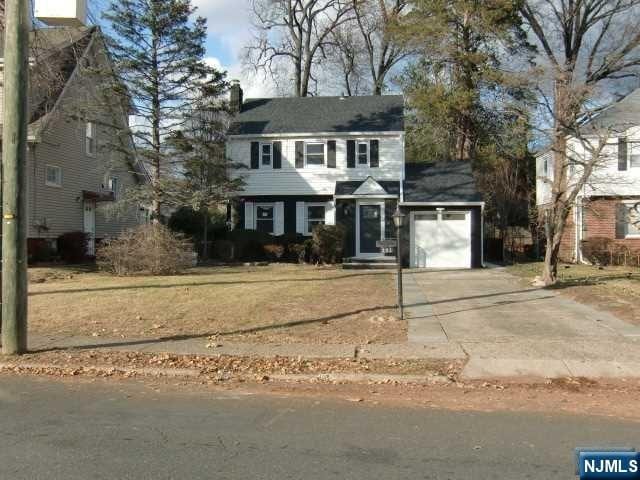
[250,142,259,169]
[370,139,379,168]
[618,138,628,171]
[327,140,336,168]
[347,140,356,168]
[615,203,627,239]
[273,141,282,169]
[295,141,304,168]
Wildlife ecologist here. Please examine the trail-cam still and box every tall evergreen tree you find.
[104,0,226,222]
[396,0,529,162]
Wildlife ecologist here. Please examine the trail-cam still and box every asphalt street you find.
[0,375,637,479]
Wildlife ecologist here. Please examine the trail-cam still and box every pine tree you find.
[104,0,225,222]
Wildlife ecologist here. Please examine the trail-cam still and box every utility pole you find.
[2,0,30,354]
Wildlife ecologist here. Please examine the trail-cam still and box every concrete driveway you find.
[404,267,640,378]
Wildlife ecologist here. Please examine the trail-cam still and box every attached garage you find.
[401,162,484,269]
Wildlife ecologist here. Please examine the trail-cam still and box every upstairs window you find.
[357,141,369,165]
[261,143,272,167]
[305,142,325,166]
[86,122,96,156]
[108,177,119,200]
[45,165,62,187]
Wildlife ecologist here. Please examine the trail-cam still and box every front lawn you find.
[508,262,640,325]
[28,264,404,344]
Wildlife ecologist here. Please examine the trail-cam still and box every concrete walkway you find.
[23,266,640,381]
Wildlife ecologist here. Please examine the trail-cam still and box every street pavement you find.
[0,375,638,479]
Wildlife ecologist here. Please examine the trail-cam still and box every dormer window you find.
[305,142,325,166]
[357,141,369,165]
[261,143,272,166]
[86,122,96,156]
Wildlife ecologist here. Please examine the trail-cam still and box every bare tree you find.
[328,24,367,95]
[352,0,410,95]
[246,0,354,97]
[521,0,640,285]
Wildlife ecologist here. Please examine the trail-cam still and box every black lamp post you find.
[392,206,406,320]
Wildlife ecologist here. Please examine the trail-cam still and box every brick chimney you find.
[230,79,243,114]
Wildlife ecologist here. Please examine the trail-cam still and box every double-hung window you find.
[305,203,326,235]
[256,204,275,234]
[623,202,640,237]
[261,143,272,167]
[629,142,640,168]
[357,141,369,165]
[108,177,119,200]
[86,122,96,156]
[305,142,325,166]
[46,165,62,187]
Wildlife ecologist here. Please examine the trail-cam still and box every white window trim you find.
[86,121,97,157]
[255,202,276,234]
[260,142,273,169]
[356,140,370,167]
[622,200,640,238]
[45,165,62,188]
[303,202,326,236]
[305,141,326,167]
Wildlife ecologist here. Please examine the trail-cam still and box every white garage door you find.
[412,211,471,268]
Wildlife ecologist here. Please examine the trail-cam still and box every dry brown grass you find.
[508,262,640,325]
[28,264,404,344]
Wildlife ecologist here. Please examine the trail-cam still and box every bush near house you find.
[582,237,640,267]
[97,224,194,276]
[57,231,89,264]
[28,238,56,264]
[312,225,346,264]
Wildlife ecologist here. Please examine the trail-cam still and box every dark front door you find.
[359,204,382,254]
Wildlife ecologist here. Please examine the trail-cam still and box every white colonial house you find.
[226,82,484,268]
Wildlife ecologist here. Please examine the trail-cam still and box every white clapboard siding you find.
[229,135,403,195]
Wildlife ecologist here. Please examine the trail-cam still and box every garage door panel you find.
[412,211,471,269]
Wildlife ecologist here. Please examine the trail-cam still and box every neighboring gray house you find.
[227,83,484,268]
[0,26,147,257]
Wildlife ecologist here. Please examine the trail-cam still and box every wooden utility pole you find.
[1,0,29,354]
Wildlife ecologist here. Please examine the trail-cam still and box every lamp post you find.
[392,207,406,320]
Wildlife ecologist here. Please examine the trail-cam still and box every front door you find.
[358,203,383,256]
[83,201,96,256]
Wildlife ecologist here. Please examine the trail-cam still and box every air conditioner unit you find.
[35,0,87,27]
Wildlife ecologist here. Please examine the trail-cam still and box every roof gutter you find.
[399,201,485,206]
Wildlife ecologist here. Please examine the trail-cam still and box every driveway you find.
[404,267,640,378]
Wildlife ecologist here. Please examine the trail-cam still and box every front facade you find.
[536,89,640,262]
[228,86,484,268]
[0,27,147,257]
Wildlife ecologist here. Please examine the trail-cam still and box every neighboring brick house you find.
[536,89,640,263]
[0,26,147,257]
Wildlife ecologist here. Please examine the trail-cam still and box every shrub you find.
[212,239,235,262]
[311,225,346,264]
[57,231,89,263]
[581,237,614,265]
[97,224,194,276]
[28,239,56,264]
[264,244,285,261]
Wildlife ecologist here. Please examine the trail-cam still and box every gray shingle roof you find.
[230,95,404,135]
[403,162,483,203]
[585,88,640,132]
